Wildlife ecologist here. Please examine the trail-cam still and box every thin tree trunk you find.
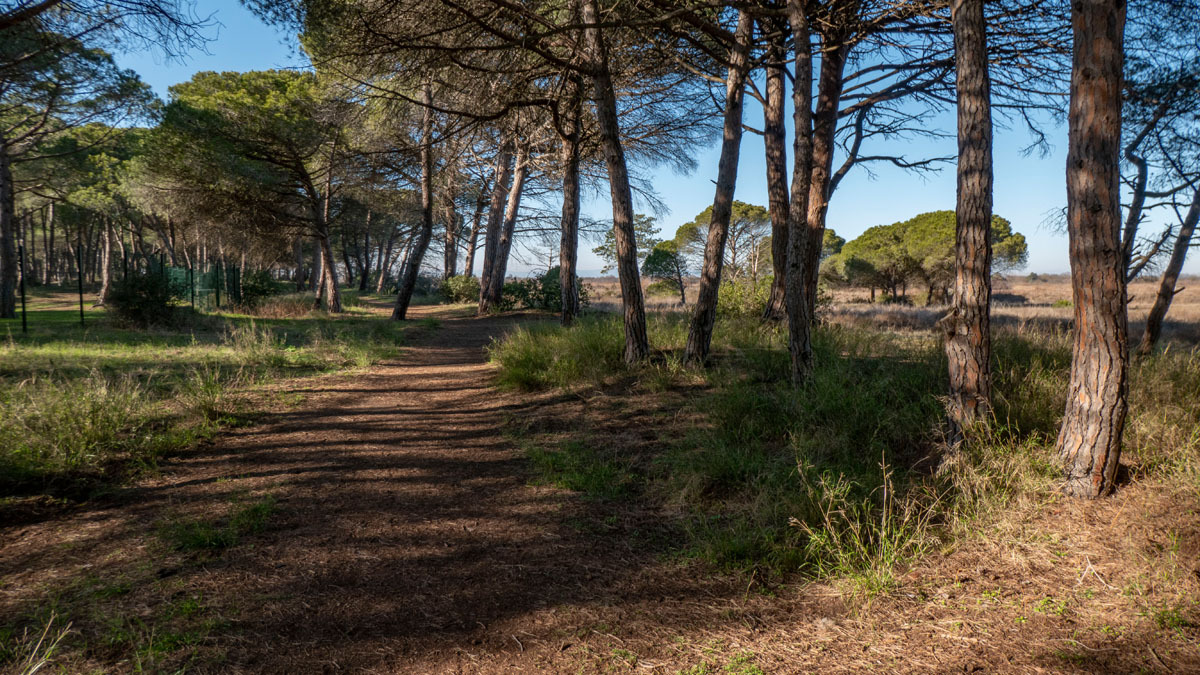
[0,145,17,318]
[785,0,816,383]
[44,202,54,284]
[359,210,373,291]
[464,183,488,278]
[685,9,753,364]
[318,230,342,312]
[442,177,459,280]
[762,25,790,322]
[943,0,994,443]
[376,224,400,293]
[559,72,583,325]
[393,82,436,320]
[581,0,648,363]
[478,146,515,313]
[1137,186,1198,357]
[294,237,307,291]
[1057,0,1128,499]
[97,218,112,304]
[483,144,530,308]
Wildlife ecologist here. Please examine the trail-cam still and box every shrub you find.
[240,270,286,308]
[106,270,188,327]
[497,267,589,313]
[716,277,772,317]
[440,275,480,303]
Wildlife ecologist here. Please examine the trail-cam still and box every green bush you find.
[106,271,188,327]
[239,270,286,308]
[717,277,772,317]
[440,274,480,303]
[498,266,589,312]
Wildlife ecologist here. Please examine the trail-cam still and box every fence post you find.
[18,244,27,334]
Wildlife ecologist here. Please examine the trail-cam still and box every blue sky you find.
[115,0,1197,277]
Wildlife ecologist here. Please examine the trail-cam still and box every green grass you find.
[0,288,409,496]
[159,495,277,552]
[491,312,1200,590]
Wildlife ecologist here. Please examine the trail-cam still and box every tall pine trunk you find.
[761,22,790,322]
[0,145,17,318]
[943,0,994,442]
[478,146,515,313]
[1136,186,1198,357]
[393,82,436,320]
[482,144,530,309]
[684,10,753,364]
[559,73,583,325]
[785,0,816,383]
[463,184,488,277]
[442,175,459,279]
[1057,0,1128,498]
[581,0,648,362]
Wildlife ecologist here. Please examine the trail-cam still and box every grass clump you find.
[159,495,277,552]
[526,441,636,500]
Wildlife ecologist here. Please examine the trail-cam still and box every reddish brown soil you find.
[2,306,1198,674]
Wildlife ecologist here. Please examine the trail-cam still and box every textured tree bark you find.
[463,183,488,278]
[393,82,435,320]
[358,209,373,292]
[942,0,994,444]
[785,0,815,384]
[0,145,17,318]
[1057,0,1128,499]
[558,73,583,325]
[684,10,753,364]
[375,224,400,293]
[478,145,515,313]
[442,174,459,279]
[801,25,853,320]
[761,23,790,322]
[97,218,112,305]
[1136,186,1198,357]
[318,230,342,312]
[482,144,530,309]
[581,0,648,362]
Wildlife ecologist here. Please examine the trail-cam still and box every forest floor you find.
[2,303,1198,674]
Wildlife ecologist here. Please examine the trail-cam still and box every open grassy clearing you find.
[0,287,418,497]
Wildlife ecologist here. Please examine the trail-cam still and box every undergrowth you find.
[490,313,1200,591]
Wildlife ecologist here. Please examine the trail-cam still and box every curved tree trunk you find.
[1136,186,1199,357]
[943,0,994,444]
[1056,0,1128,499]
[761,22,790,322]
[482,144,530,309]
[478,145,515,313]
[785,0,816,384]
[684,9,753,364]
[581,0,648,363]
[393,82,436,320]
[559,73,583,326]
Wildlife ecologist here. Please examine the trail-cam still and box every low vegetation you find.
[491,312,1200,590]
[0,289,409,497]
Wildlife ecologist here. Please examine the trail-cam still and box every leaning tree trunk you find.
[684,9,753,364]
[393,82,436,321]
[1056,0,1128,499]
[785,0,816,384]
[483,144,529,310]
[942,0,995,443]
[581,0,648,363]
[761,21,790,322]
[559,72,583,325]
[478,146,515,313]
[1136,185,1199,357]
[0,145,17,319]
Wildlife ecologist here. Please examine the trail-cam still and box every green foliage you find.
[498,267,588,312]
[643,240,689,299]
[675,201,771,280]
[592,214,661,273]
[826,211,1028,303]
[239,270,286,308]
[105,270,189,327]
[440,274,480,303]
[716,277,772,317]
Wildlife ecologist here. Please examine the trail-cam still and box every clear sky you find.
[114,0,1197,278]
